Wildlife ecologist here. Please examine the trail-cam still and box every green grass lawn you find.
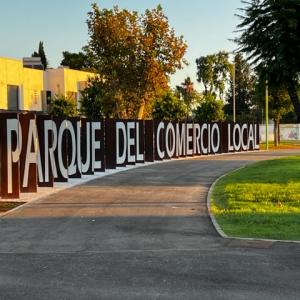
[211,156,300,241]
[260,140,300,150]
[0,202,25,213]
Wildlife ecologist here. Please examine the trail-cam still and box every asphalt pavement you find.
[0,150,299,299]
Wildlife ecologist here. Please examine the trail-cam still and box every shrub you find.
[80,77,115,118]
[152,91,186,121]
[50,95,77,118]
[193,93,224,122]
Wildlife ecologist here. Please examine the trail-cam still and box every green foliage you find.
[193,93,224,122]
[235,0,300,121]
[176,76,201,119]
[50,95,77,118]
[224,53,256,121]
[255,71,293,145]
[196,51,231,100]
[61,51,91,71]
[152,91,186,121]
[255,75,293,122]
[211,156,300,240]
[80,77,115,118]
[32,41,48,70]
[85,3,187,119]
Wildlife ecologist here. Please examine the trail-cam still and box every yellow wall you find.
[44,68,94,98]
[0,57,95,111]
[63,68,94,95]
[0,57,44,110]
[22,67,44,110]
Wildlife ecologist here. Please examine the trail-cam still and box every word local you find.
[0,112,259,198]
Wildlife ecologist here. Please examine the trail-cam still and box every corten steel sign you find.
[0,112,260,199]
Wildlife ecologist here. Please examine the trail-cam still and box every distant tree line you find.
[32,1,300,147]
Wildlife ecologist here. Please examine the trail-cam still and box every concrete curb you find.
[206,165,300,245]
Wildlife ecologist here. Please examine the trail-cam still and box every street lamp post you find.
[232,62,236,123]
[265,80,269,150]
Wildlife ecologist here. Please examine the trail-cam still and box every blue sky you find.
[0,0,242,90]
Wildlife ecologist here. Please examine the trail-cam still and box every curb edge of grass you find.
[206,168,244,239]
[206,165,300,245]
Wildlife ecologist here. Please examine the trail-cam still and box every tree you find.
[32,41,48,70]
[235,0,300,122]
[176,76,200,120]
[196,51,231,100]
[255,72,293,146]
[50,95,77,118]
[85,3,187,119]
[80,76,115,118]
[152,91,186,121]
[61,51,91,71]
[224,53,256,121]
[193,93,225,123]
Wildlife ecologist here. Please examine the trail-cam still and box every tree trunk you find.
[287,83,300,123]
[274,119,280,147]
[137,102,145,120]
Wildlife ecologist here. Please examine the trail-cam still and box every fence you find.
[259,124,300,141]
[0,112,260,199]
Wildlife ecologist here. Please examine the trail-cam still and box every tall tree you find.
[61,51,91,71]
[255,71,293,146]
[224,53,256,121]
[235,0,300,122]
[176,76,200,119]
[196,51,231,100]
[85,3,187,119]
[32,41,48,70]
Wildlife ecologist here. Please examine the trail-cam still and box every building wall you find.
[43,68,94,109]
[0,57,44,111]
[44,68,65,96]
[63,68,93,95]
[0,56,95,112]
[22,67,44,111]
[44,68,94,97]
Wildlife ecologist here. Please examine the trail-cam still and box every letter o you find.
[166,123,175,158]
[233,124,241,151]
[211,123,220,153]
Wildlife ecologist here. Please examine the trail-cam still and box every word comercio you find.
[0,113,259,198]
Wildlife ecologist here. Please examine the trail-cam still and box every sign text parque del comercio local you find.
[0,112,259,199]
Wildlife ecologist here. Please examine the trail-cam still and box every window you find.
[7,85,19,110]
[41,90,52,112]
[33,90,38,105]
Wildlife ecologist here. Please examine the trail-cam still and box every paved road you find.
[0,150,300,299]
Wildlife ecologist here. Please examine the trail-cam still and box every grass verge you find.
[211,156,300,241]
[0,202,25,213]
[260,140,300,150]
